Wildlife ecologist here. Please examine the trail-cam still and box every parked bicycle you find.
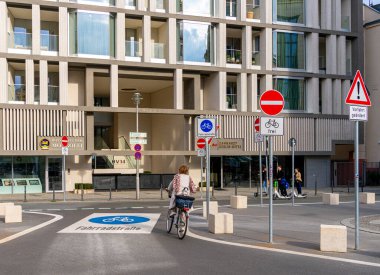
[166,195,195,239]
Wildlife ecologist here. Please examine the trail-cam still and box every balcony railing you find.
[8,32,32,49]
[48,85,59,103]
[34,85,40,102]
[226,49,242,64]
[8,84,26,102]
[252,51,260,65]
[246,2,260,20]
[125,40,142,57]
[41,33,59,52]
[341,15,350,31]
[152,42,165,59]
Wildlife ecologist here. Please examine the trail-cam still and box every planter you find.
[247,11,254,19]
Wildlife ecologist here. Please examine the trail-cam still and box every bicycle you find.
[166,195,195,240]
[265,119,279,128]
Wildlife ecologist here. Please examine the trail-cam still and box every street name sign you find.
[130,132,147,138]
[260,117,284,136]
[130,138,147,145]
[345,70,371,106]
[349,106,368,121]
[259,90,285,116]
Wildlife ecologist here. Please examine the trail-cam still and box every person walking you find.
[295,168,303,195]
[262,166,267,193]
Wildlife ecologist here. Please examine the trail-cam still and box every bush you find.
[74,183,93,190]
[143,171,152,174]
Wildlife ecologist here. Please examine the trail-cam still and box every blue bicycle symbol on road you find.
[200,119,214,133]
[89,215,150,225]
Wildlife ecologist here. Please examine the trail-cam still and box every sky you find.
[364,0,380,5]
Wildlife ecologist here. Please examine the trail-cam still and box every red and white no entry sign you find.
[61,136,68,147]
[254,118,260,132]
[196,138,206,149]
[260,90,284,116]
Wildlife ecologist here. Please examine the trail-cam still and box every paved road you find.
[0,201,379,275]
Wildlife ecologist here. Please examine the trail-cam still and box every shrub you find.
[74,183,93,190]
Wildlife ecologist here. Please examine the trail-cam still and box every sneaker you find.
[169,210,176,217]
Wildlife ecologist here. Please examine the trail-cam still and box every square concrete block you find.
[0,202,14,216]
[208,213,225,234]
[230,195,247,209]
[322,193,339,205]
[5,205,22,223]
[360,193,375,204]
[221,213,233,234]
[203,201,218,218]
[320,225,347,252]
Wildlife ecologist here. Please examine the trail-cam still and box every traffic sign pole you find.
[291,139,295,206]
[63,154,66,202]
[259,141,263,207]
[206,137,210,219]
[269,136,273,243]
[355,120,359,250]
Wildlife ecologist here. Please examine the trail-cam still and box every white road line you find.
[81,208,94,210]
[98,208,111,210]
[115,207,129,210]
[188,208,380,268]
[147,206,160,209]
[0,212,63,245]
[28,209,42,212]
[46,209,60,211]
[131,207,144,209]
[63,209,76,211]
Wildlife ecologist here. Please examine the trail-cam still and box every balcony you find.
[48,85,59,103]
[341,15,350,31]
[246,1,260,20]
[152,43,165,59]
[41,33,58,52]
[125,40,142,58]
[252,51,260,66]
[226,49,241,64]
[8,32,32,50]
[8,84,26,102]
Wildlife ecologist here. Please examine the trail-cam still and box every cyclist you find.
[168,165,197,217]
[276,165,288,197]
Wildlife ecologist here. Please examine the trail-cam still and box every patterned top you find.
[172,174,196,195]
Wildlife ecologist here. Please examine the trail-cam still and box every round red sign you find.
[259,90,284,116]
[254,118,260,132]
[196,138,206,149]
[61,136,68,147]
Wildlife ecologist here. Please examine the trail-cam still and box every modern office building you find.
[0,0,363,194]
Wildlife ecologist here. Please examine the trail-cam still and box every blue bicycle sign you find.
[197,118,216,137]
[200,120,213,132]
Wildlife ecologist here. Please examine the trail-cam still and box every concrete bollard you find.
[360,192,376,204]
[320,224,347,252]
[203,201,218,218]
[5,205,22,223]
[322,193,339,205]
[230,195,247,209]
[208,213,234,234]
[0,203,15,216]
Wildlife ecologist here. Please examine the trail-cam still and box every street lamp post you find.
[132,92,143,200]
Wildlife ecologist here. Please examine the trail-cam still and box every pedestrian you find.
[295,168,303,195]
[262,166,267,193]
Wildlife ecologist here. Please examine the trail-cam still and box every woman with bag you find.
[295,168,303,195]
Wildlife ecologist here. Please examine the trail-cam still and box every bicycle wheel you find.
[177,211,188,240]
[166,209,174,233]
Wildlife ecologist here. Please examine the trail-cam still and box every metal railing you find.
[125,40,142,57]
[252,51,260,65]
[152,42,165,59]
[246,3,260,20]
[226,48,242,64]
[48,85,59,103]
[8,84,26,102]
[341,15,350,31]
[41,33,59,52]
[8,32,32,49]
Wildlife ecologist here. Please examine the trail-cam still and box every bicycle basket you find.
[175,195,195,209]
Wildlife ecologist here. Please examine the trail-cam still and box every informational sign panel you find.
[260,117,284,136]
[197,148,206,157]
[61,147,68,155]
[130,138,147,145]
[349,106,368,121]
[197,118,216,137]
[130,132,147,138]
[255,133,264,143]
[38,137,85,151]
[210,139,243,151]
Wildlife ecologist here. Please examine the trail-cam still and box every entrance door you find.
[46,157,63,192]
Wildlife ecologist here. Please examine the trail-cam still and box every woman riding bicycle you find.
[168,165,197,217]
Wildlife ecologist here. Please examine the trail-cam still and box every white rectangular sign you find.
[255,133,264,143]
[349,106,368,121]
[260,117,284,136]
[62,147,68,155]
[197,118,216,137]
[130,138,148,145]
[130,132,147,138]
[58,213,160,234]
[197,148,206,157]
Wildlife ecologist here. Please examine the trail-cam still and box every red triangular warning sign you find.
[345,70,371,106]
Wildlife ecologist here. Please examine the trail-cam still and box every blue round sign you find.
[200,119,213,133]
[89,215,150,225]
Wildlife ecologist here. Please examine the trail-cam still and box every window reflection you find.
[178,0,214,16]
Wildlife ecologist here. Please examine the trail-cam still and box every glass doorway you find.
[46,157,62,192]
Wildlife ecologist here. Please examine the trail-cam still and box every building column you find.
[59,62,68,105]
[242,25,252,69]
[85,69,94,107]
[306,33,319,73]
[39,60,48,105]
[32,5,40,55]
[333,0,342,30]
[342,80,350,115]
[216,0,226,19]
[262,74,273,92]
[0,58,7,103]
[143,15,151,63]
[306,78,319,114]
[193,75,201,111]
[148,0,155,11]
[116,13,125,60]
[332,80,342,115]
[137,0,146,11]
[237,0,247,21]
[216,23,226,67]
[168,0,176,13]
[337,36,346,75]
[167,18,176,64]
[174,69,183,109]
[321,0,332,30]
[261,28,272,71]
[59,7,68,56]
[116,0,125,8]
[326,35,337,75]
[247,74,258,112]
[321,79,333,114]
[86,113,94,151]
[110,64,118,108]
[25,59,34,104]
[0,2,7,53]
[238,73,247,112]
[261,0,272,23]
[306,0,319,28]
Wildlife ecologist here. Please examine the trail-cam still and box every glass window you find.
[177,21,214,64]
[71,0,115,5]
[0,157,12,179]
[69,10,115,57]
[273,78,305,111]
[177,0,214,17]
[273,31,305,70]
[274,0,304,24]
[226,82,237,110]
[226,0,237,17]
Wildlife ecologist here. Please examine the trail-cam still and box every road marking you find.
[147,206,160,209]
[46,209,60,211]
[188,208,380,268]
[81,208,94,210]
[0,212,63,245]
[98,208,111,210]
[131,207,144,209]
[28,209,42,212]
[115,207,129,210]
[63,209,76,211]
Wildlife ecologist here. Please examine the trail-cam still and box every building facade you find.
[0,0,363,194]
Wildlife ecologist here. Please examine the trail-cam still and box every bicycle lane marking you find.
[187,208,380,268]
[0,211,63,245]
